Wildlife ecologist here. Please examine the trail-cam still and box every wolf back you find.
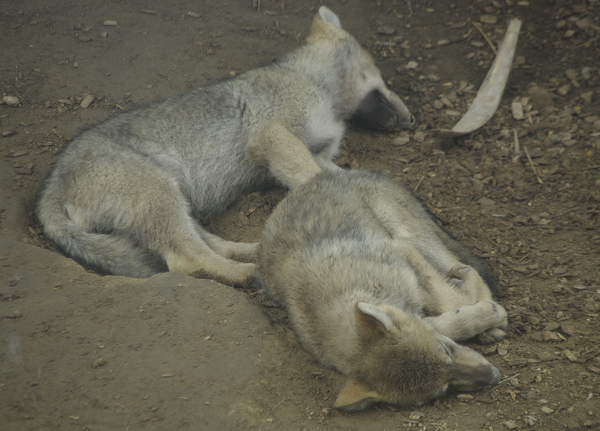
[37,7,414,285]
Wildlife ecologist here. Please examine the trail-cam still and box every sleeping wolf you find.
[37,6,414,286]
[257,169,507,411]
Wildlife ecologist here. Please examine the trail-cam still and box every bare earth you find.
[1,1,599,430]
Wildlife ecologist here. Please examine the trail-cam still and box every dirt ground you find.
[1,0,599,430]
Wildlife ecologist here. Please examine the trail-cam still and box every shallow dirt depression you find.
[1,1,599,430]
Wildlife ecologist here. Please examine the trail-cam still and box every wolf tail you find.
[37,192,163,278]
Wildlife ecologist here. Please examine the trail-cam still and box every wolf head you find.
[294,6,415,131]
[333,303,500,411]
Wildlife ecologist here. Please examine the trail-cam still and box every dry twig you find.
[473,22,497,54]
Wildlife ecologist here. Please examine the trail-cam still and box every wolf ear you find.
[334,378,381,411]
[355,302,395,337]
[317,6,342,28]
[307,6,345,43]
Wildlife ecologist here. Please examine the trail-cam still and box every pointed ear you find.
[307,6,346,43]
[334,378,381,411]
[317,6,341,28]
[355,302,395,337]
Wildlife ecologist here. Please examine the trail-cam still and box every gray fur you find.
[37,7,414,285]
[257,169,507,410]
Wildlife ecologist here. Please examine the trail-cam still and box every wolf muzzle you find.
[349,89,415,131]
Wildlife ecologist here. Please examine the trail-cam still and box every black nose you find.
[408,114,416,126]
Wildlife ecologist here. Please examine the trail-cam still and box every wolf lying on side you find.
[257,169,508,411]
[37,7,414,286]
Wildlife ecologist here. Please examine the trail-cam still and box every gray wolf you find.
[257,169,507,411]
[37,6,414,286]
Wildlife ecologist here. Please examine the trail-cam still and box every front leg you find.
[247,123,322,190]
[425,300,508,343]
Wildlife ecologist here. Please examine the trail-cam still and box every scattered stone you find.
[186,12,201,18]
[580,91,593,104]
[512,102,524,120]
[478,197,495,207]
[541,331,563,341]
[376,26,395,35]
[103,20,117,26]
[5,310,23,319]
[437,39,449,46]
[93,358,107,368]
[409,411,425,420]
[80,94,95,109]
[557,85,570,96]
[560,323,575,336]
[440,97,453,108]
[480,15,498,24]
[562,349,578,362]
[483,344,498,356]
[406,61,418,69]
[445,110,461,117]
[542,322,560,332]
[538,351,558,361]
[504,420,518,429]
[541,406,554,414]
[565,69,579,81]
[393,133,410,146]
[433,100,444,109]
[581,67,591,81]
[456,394,474,401]
[2,96,20,106]
[413,131,425,143]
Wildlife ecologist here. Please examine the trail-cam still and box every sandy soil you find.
[1,0,599,430]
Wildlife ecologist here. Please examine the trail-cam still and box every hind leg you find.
[68,158,255,286]
[193,223,258,263]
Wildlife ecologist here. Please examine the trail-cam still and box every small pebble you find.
[512,102,524,120]
[103,20,117,26]
[480,15,498,24]
[581,67,591,80]
[93,358,107,368]
[2,96,20,106]
[541,406,554,414]
[80,94,95,109]
[557,85,570,96]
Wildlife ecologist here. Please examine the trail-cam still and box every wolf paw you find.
[476,327,507,344]
[447,265,471,288]
[474,300,508,344]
